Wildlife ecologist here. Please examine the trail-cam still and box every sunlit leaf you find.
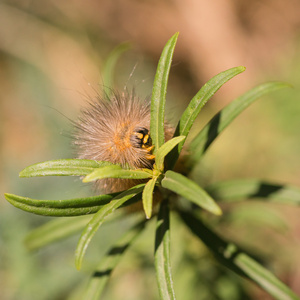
[167,66,246,169]
[180,211,299,300]
[4,192,119,216]
[142,177,157,219]
[155,200,176,300]
[75,184,145,270]
[161,171,222,216]
[83,220,145,300]
[189,82,291,166]
[150,32,179,152]
[83,165,152,182]
[19,159,112,177]
[155,136,185,171]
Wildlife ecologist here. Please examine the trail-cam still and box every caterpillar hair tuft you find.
[73,90,172,193]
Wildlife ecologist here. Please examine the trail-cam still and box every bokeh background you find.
[1,1,300,299]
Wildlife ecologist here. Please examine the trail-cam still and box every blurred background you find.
[1,0,300,299]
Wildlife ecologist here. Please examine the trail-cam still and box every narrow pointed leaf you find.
[167,66,246,169]
[83,165,152,182]
[142,177,157,219]
[24,216,93,251]
[150,32,179,152]
[180,211,299,300]
[189,82,291,165]
[75,184,145,270]
[5,193,119,208]
[19,159,113,177]
[206,179,300,205]
[161,171,222,215]
[155,136,185,171]
[3,200,100,217]
[155,200,176,300]
[83,220,145,300]
[4,192,119,216]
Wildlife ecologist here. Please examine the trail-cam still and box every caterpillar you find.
[73,89,173,193]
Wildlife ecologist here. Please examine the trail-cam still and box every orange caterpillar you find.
[73,90,172,193]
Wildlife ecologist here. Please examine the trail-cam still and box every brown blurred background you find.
[1,1,300,299]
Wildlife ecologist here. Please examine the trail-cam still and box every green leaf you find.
[155,200,176,300]
[150,32,179,152]
[24,216,93,251]
[19,159,113,177]
[4,190,123,217]
[142,177,158,219]
[161,171,222,216]
[206,178,300,205]
[5,193,118,209]
[83,165,152,182]
[179,211,299,300]
[83,220,145,300]
[167,66,246,169]
[75,184,145,270]
[188,82,291,166]
[102,42,131,96]
[4,192,119,216]
[155,136,185,171]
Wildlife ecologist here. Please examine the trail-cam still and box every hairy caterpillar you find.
[73,90,172,193]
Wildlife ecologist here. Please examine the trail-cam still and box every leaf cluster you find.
[5,33,299,300]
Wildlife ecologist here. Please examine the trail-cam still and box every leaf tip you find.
[213,205,223,216]
[75,256,82,271]
[168,32,179,44]
[82,176,90,183]
[144,207,152,219]
[282,82,293,89]
[4,193,17,203]
[4,193,10,200]
[19,170,26,178]
[240,66,246,71]
[82,172,96,183]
